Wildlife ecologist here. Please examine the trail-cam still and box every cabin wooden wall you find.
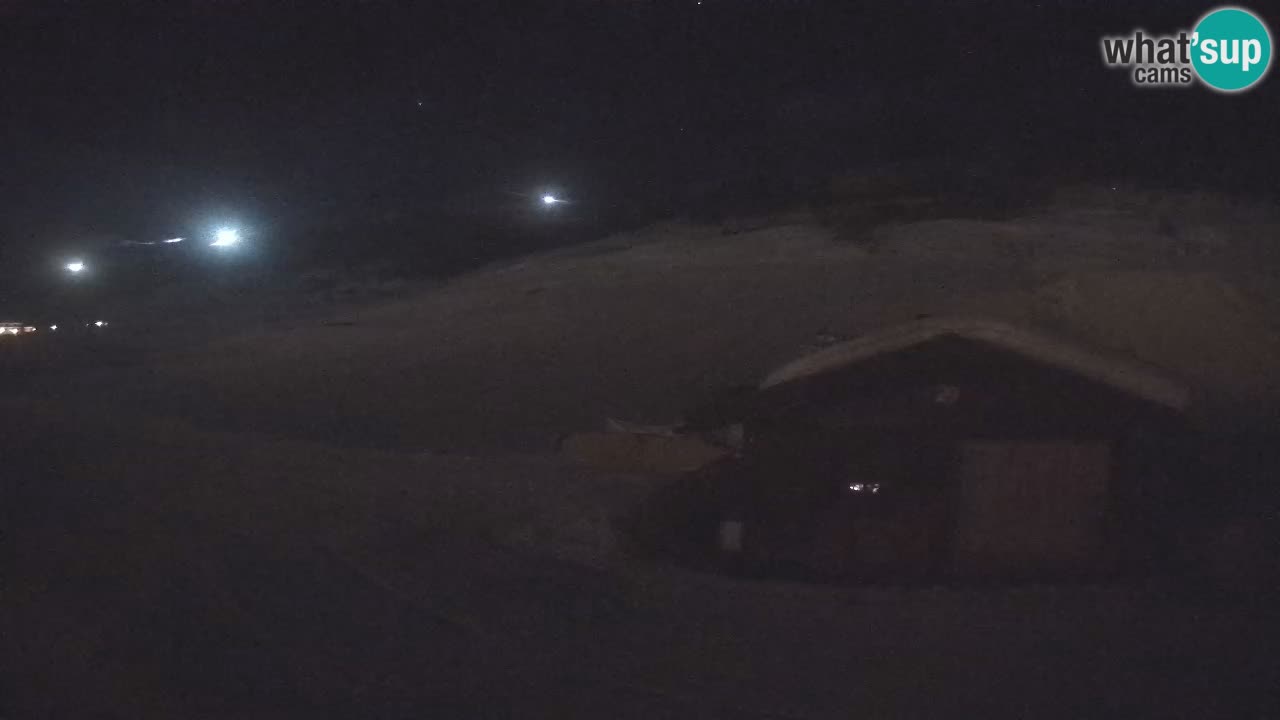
[951,441,1110,576]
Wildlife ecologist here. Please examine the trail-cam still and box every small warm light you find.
[66,261,85,273]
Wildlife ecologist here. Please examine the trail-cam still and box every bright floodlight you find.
[542,194,558,205]
[212,228,240,247]
[163,237,184,244]
[66,260,85,273]
[49,325,57,331]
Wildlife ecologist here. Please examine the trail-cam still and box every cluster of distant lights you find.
[1,320,107,335]
[63,226,241,276]
[43,321,108,330]
[22,191,569,338]
[60,190,562,280]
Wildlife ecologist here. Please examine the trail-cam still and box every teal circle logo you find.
[1192,7,1272,92]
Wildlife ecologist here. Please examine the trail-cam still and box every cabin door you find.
[952,441,1110,576]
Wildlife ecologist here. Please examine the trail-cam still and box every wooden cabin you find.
[691,317,1194,581]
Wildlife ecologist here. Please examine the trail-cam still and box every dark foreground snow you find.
[5,406,1275,718]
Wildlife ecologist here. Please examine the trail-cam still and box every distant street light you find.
[211,227,241,247]
[163,237,184,244]
[542,194,559,205]
[65,260,85,273]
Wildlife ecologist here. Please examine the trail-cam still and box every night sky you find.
[2,0,1277,302]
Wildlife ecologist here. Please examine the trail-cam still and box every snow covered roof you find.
[760,316,1190,410]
